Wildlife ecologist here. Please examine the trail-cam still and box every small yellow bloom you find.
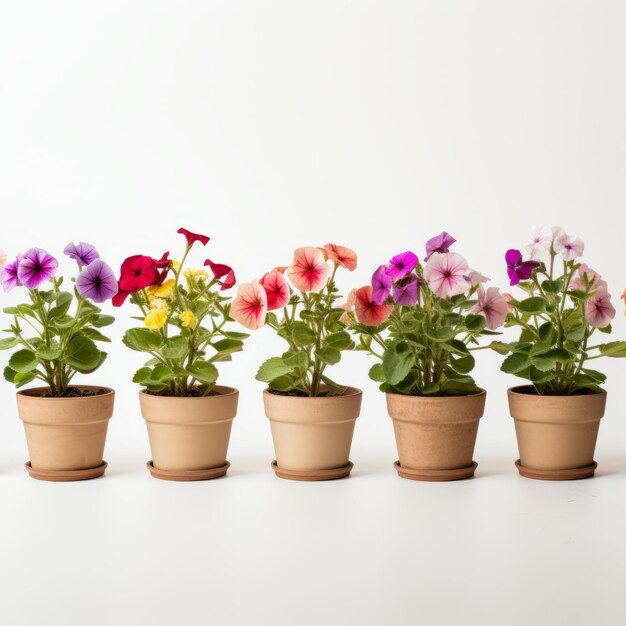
[150,298,169,310]
[179,310,197,328]
[184,268,209,279]
[171,260,181,272]
[144,309,168,330]
[146,278,176,299]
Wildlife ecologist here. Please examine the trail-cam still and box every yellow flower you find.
[179,310,197,328]
[171,260,181,272]
[150,298,169,310]
[144,309,168,330]
[146,278,176,299]
[184,268,209,279]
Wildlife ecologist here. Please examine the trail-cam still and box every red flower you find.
[118,255,158,292]
[178,228,210,247]
[154,251,171,286]
[204,259,236,290]
[354,285,393,326]
[112,287,130,307]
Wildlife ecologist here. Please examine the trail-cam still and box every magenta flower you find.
[76,260,118,303]
[393,274,419,306]
[472,287,509,330]
[425,232,456,261]
[371,264,392,304]
[423,252,470,298]
[385,251,418,279]
[0,254,23,292]
[505,249,539,286]
[64,242,99,268]
[17,248,58,289]
[585,289,616,328]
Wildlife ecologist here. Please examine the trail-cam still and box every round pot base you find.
[515,459,597,481]
[271,460,353,481]
[394,460,478,481]
[146,460,230,481]
[25,461,108,482]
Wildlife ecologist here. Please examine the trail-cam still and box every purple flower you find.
[385,251,418,279]
[393,274,419,306]
[505,249,539,286]
[64,242,100,268]
[17,248,58,289]
[76,259,119,303]
[371,264,392,304]
[425,231,456,261]
[0,254,23,292]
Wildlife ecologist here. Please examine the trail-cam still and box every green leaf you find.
[422,383,441,394]
[0,337,19,350]
[542,278,564,294]
[268,375,298,392]
[544,348,572,363]
[256,357,294,383]
[450,354,475,374]
[538,322,555,344]
[80,328,111,343]
[283,351,308,369]
[161,336,188,359]
[133,367,152,384]
[368,363,385,382]
[151,365,175,382]
[598,341,626,358]
[564,324,585,342]
[529,367,554,384]
[291,322,316,346]
[315,347,341,365]
[529,356,554,372]
[48,292,73,319]
[211,338,244,355]
[581,368,607,383]
[9,349,39,373]
[92,314,115,328]
[382,342,415,385]
[187,361,218,384]
[36,343,62,361]
[62,335,101,371]
[4,366,37,387]
[517,297,547,314]
[323,331,352,350]
[465,314,486,333]
[123,328,165,352]
[501,352,530,374]
[488,341,510,355]
[423,325,456,343]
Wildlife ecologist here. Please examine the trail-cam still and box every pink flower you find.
[386,251,418,279]
[0,250,7,268]
[339,288,357,324]
[554,233,584,261]
[472,287,509,330]
[272,266,288,274]
[260,270,290,310]
[423,252,470,298]
[569,264,605,293]
[502,292,515,312]
[467,270,489,286]
[231,281,268,330]
[525,226,554,260]
[585,289,616,329]
[287,247,329,292]
[354,286,392,326]
[321,244,357,271]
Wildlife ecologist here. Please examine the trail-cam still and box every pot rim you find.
[507,384,607,398]
[263,386,362,400]
[139,384,239,399]
[386,387,486,400]
[17,385,115,400]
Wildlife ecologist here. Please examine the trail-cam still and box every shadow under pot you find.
[139,386,238,481]
[263,386,362,481]
[386,390,486,481]
[508,385,606,480]
[16,385,114,481]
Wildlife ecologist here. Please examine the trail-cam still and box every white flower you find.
[554,233,584,261]
[525,226,554,260]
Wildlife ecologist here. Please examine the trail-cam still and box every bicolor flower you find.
[425,232,456,261]
[64,242,99,268]
[0,254,22,292]
[17,248,58,289]
[177,228,210,247]
[385,251,418,279]
[354,286,393,326]
[260,270,290,311]
[144,309,168,330]
[321,244,357,271]
[204,259,236,290]
[118,255,158,292]
[554,233,584,262]
[231,281,268,330]
[371,264,392,304]
[505,249,539,286]
[288,247,329,292]
[471,287,509,330]
[76,259,118,303]
[179,310,197,328]
[525,226,554,260]
[393,274,419,306]
[585,289,616,328]
[424,252,471,298]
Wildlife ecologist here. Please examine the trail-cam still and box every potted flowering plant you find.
[346,232,508,481]
[0,244,117,481]
[495,227,625,480]
[113,228,248,481]
[232,244,361,481]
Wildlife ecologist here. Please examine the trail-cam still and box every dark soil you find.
[146,387,219,397]
[268,389,339,398]
[513,385,600,397]
[42,387,108,398]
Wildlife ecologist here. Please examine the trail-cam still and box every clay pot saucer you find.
[25,461,108,482]
[271,460,353,481]
[515,459,597,481]
[146,460,230,481]
[394,460,478,481]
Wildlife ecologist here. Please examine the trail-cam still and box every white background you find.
[0,1,625,625]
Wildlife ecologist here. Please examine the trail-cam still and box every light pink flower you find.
[554,233,584,261]
[321,244,357,271]
[569,264,606,293]
[260,270,290,311]
[467,270,489,286]
[472,287,510,330]
[526,226,554,260]
[423,252,470,298]
[502,292,515,312]
[288,247,330,292]
[0,250,6,268]
[231,281,267,330]
[339,288,357,324]
[585,289,616,328]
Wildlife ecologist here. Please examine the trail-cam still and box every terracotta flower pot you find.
[263,386,362,481]
[139,385,238,481]
[386,390,486,481]
[508,385,606,480]
[16,385,114,481]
